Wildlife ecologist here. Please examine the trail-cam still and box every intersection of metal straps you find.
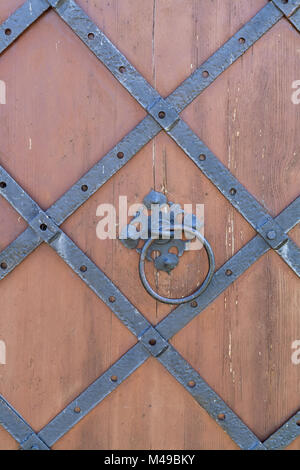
[0,0,300,450]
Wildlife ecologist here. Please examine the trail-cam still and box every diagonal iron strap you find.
[0,1,298,283]
[47,0,299,275]
[0,152,276,451]
[0,116,161,280]
[36,341,267,450]
[1,159,297,450]
[0,1,290,279]
[4,158,271,448]
[290,7,300,30]
[157,196,300,340]
[0,165,150,338]
[38,342,150,447]
[158,345,266,450]
[169,2,283,110]
[0,396,50,450]
[1,189,298,450]
[263,410,300,449]
[0,0,299,451]
[0,0,50,54]
[272,0,300,18]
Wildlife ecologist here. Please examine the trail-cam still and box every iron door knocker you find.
[120,190,215,305]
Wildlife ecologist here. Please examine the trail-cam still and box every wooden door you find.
[0,0,299,451]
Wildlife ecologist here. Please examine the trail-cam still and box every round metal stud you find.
[267,230,276,240]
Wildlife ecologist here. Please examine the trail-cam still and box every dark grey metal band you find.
[169,1,283,111]
[272,0,300,18]
[0,164,289,451]
[0,0,297,281]
[36,340,267,449]
[2,193,294,451]
[263,410,300,449]
[0,0,299,451]
[0,165,150,338]
[167,120,298,268]
[290,7,300,30]
[38,342,150,447]
[0,0,49,54]
[0,1,290,279]
[157,197,300,340]
[50,0,299,276]
[272,0,300,31]
[158,346,266,450]
[0,396,50,450]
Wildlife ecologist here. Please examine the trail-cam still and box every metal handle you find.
[139,225,215,305]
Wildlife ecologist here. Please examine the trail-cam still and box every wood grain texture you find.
[0,0,299,450]
[286,435,300,450]
[182,18,300,216]
[0,243,136,431]
[0,426,19,450]
[53,358,239,450]
[171,251,300,441]
[0,0,26,21]
[177,14,300,441]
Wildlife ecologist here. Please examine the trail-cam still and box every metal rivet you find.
[267,230,276,240]
[158,111,166,119]
[40,223,47,231]
[74,407,81,413]
[239,37,245,44]
[109,296,116,303]
[202,70,209,78]
[218,413,226,421]
[119,66,126,73]
[230,188,237,196]
[5,28,11,36]
[188,380,196,388]
[149,339,157,346]
[81,184,88,192]
[191,301,198,308]
[80,265,87,272]
[199,154,206,161]
[0,262,7,270]
[225,269,233,276]
[111,375,118,382]
[88,32,94,39]
[117,152,124,159]
[0,182,6,188]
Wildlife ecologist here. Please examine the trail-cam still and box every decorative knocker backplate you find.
[120,190,215,304]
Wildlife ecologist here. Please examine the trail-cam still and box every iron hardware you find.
[120,190,215,304]
[0,0,299,451]
[139,225,215,304]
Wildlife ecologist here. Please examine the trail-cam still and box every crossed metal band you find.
[0,0,299,451]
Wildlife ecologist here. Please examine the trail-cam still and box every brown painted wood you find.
[0,427,19,450]
[0,0,299,450]
[286,435,300,450]
[53,358,239,450]
[175,14,300,441]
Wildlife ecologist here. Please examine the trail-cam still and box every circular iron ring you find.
[139,225,215,305]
